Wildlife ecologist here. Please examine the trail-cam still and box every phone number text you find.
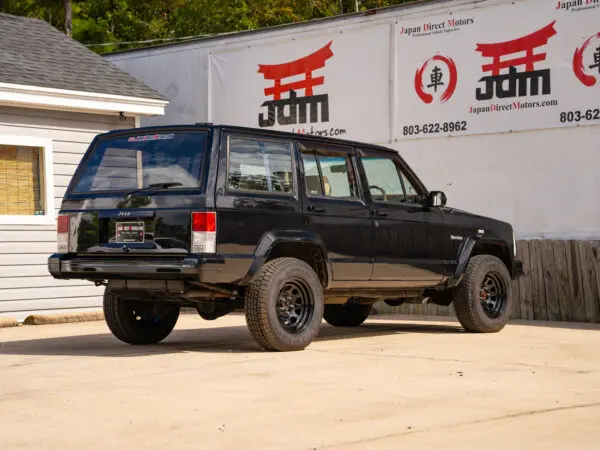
[559,109,599,123]
[402,121,467,136]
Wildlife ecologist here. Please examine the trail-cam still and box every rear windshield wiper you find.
[123,182,183,199]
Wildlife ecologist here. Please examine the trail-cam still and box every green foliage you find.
[0,0,414,53]
[1,0,66,29]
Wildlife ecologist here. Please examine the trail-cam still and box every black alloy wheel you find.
[276,280,314,333]
[479,272,508,319]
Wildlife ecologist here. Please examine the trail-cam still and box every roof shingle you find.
[0,13,167,101]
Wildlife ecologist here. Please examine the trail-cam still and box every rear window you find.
[72,131,208,193]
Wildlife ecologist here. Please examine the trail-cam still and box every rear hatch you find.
[58,127,214,256]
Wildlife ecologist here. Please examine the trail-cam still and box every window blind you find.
[0,145,43,215]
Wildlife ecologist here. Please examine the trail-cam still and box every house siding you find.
[0,106,135,320]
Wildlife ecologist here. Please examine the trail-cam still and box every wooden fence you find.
[375,240,600,323]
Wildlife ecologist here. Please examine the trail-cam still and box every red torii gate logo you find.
[475,22,557,101]
[258,41,334,128]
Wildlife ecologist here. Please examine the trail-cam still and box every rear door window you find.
[72,131,208,193]
[300,146,360,200]
[226,135,295,195]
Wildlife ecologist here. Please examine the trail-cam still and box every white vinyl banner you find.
[210,24,391,143]
[395,0,600,140]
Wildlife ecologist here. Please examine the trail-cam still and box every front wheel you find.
[323,302,371,327]
[103,289,180,345]
[453,255,513,333]
[245,257,324,351]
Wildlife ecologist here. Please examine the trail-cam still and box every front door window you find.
[361,155,423,204]
[361,156,405,202]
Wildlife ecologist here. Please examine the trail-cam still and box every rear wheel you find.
[103,289,180,345]
[323,302,371,327]
[453,255,512,333]
[245,257,324,351]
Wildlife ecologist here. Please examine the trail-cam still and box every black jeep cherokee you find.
[48,124,523,351]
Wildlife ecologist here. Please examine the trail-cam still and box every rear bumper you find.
[47,254,227,283]
[512,259,523,279]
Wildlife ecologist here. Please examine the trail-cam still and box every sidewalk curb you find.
[13,308,197,327]
[0,317,19,328]
[23,311,104,325]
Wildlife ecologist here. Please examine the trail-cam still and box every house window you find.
[0,145,44,215]
[0,136,54,225]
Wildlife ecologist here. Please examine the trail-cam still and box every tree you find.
[0,0,415,52]
[1,0,66,31]
[63,0,72,36]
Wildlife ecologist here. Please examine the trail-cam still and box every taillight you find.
[191,211,216,253]
[57,214,69,253]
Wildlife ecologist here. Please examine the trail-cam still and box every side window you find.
[361,156,406,202]
[227,135,294,194]
[301,148,360,200]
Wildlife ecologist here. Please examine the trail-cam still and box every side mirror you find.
[428,191,447,207]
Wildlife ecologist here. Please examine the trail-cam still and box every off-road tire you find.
[245,257,324,351]
[323,303,371,327]
[103,289,180,345]
[453,255,512,333]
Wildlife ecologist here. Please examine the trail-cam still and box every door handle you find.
[372,208,388,217]
[308,205,326,213]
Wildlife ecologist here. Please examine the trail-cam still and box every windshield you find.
[72,131,208,193]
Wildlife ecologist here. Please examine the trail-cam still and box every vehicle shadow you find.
[0,320,463,358]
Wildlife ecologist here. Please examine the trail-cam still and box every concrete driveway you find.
[1,313,599,449]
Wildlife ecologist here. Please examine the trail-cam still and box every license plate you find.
[115,221,145,243]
